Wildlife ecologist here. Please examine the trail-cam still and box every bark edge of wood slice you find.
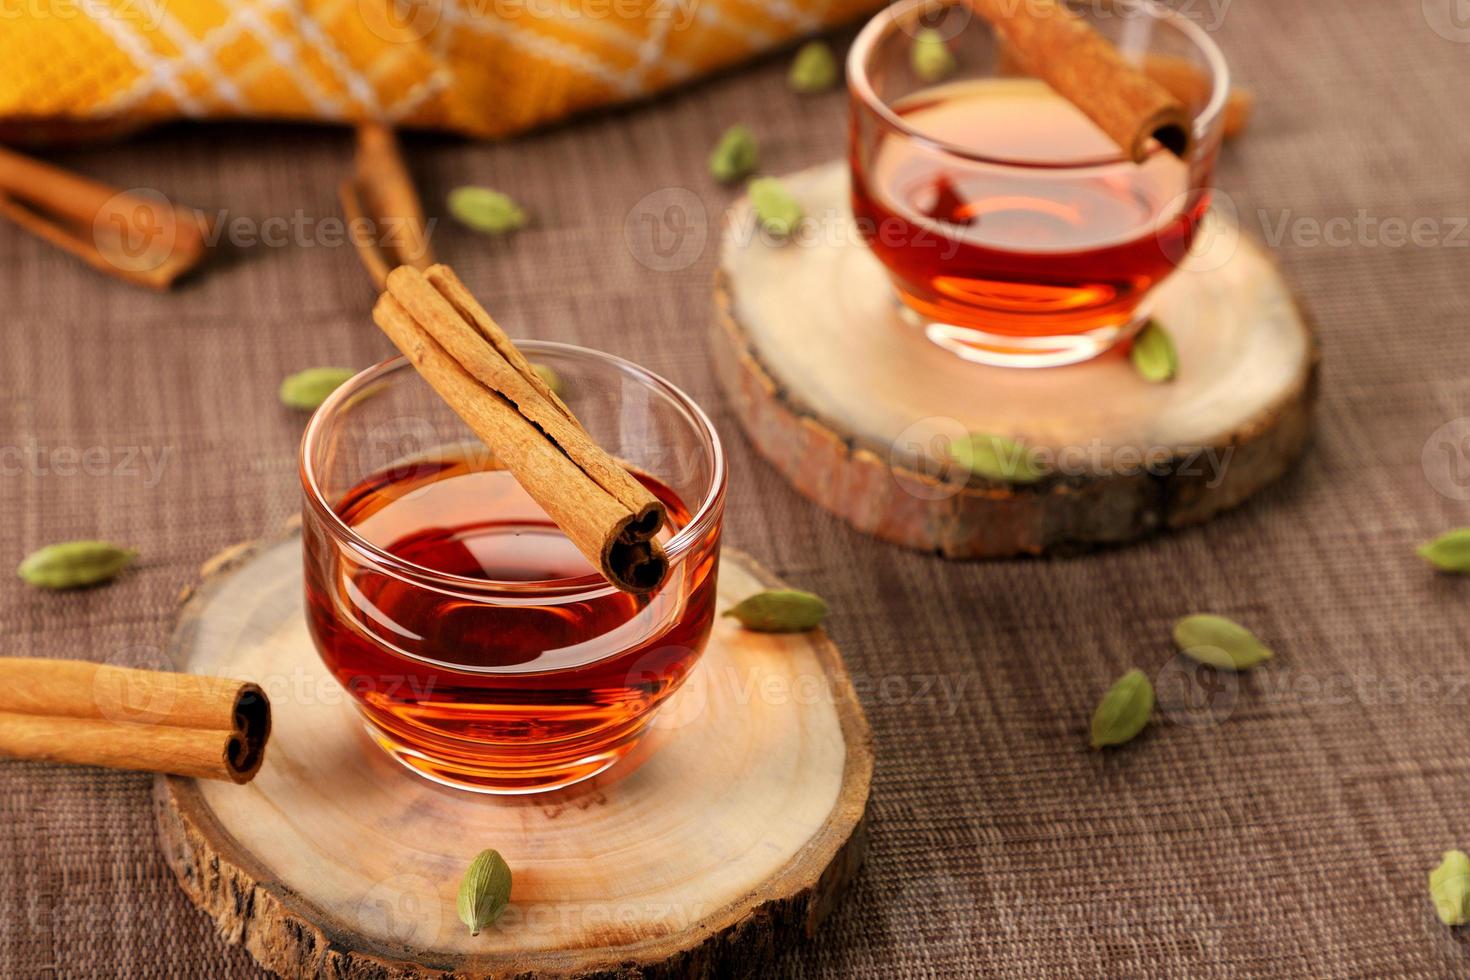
[713,162,1319,558]
[154,535,872,979]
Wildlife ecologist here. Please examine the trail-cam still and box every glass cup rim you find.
[299,341,727,602]
[847,0,1231,171]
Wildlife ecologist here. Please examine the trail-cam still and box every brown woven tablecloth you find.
[4,0,1470,975]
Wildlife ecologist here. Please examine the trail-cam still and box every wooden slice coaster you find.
[154,536,872,979]
[713,162,1318,558]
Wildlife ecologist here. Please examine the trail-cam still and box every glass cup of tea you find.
[848,0,1229,367]
[299,344,726,794]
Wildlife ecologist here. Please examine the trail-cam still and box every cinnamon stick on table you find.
[373,264,669,594]
[0,659,270,783]
[965,0,1192,161]
[339,123,435,290]
[0,144,209,290]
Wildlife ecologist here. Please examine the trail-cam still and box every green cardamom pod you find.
[457,848,513,936]
[911,29,956,83]
[531,362,564,397]
[448,187,527,235]
[709,124,758,184]
[723,589,828,632]
[1090,669,1154,749]
[1130,321,1178,383]
[1172,614,1273,671]
[748,177,804,238]
[788,41,839,94]
[279,367,356,411]
[1418,528,1470,573]
[949,433,1047,484]
[1429,849,1470,926]
[17,540,138,590]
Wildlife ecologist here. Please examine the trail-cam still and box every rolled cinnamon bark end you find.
[1138,106,1190,160]
[1142,54,1250,140]
[623,500,666,541]
[226,683,271,783]
[603,503,670,592]
[966,0,1192,162]
[0,660,271,782]
[607,535,671,594]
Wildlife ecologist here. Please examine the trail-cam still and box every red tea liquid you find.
[303,447,719,792]
[851,77,1210,338]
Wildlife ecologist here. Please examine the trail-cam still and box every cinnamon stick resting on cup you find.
[373,264,670,594]
[1142,54,1251,141]
[0,659,270,783]
[965,0,1192,162]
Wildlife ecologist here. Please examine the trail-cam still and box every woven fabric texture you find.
[3,0,1470,975]
[0,0,881,141]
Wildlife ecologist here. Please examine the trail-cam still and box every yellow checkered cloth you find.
[0,0,877,140]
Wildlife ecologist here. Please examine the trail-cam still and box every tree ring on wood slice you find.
[154,535,872,979]
[712,162,1319,558]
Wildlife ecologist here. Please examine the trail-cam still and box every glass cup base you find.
[898,303,1147,369]
[362,716,644,796]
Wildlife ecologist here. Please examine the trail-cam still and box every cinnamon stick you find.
[0,659,270,783]
[997,48,1250,142]
[339,123,435,290]
[965,0,1191,162]
[373,265,669,593]
[0,144,209,290]
[1142,54,1251,141]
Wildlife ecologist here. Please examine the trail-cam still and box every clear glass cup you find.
[848,0,1229,367]
[299,344,726,794]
